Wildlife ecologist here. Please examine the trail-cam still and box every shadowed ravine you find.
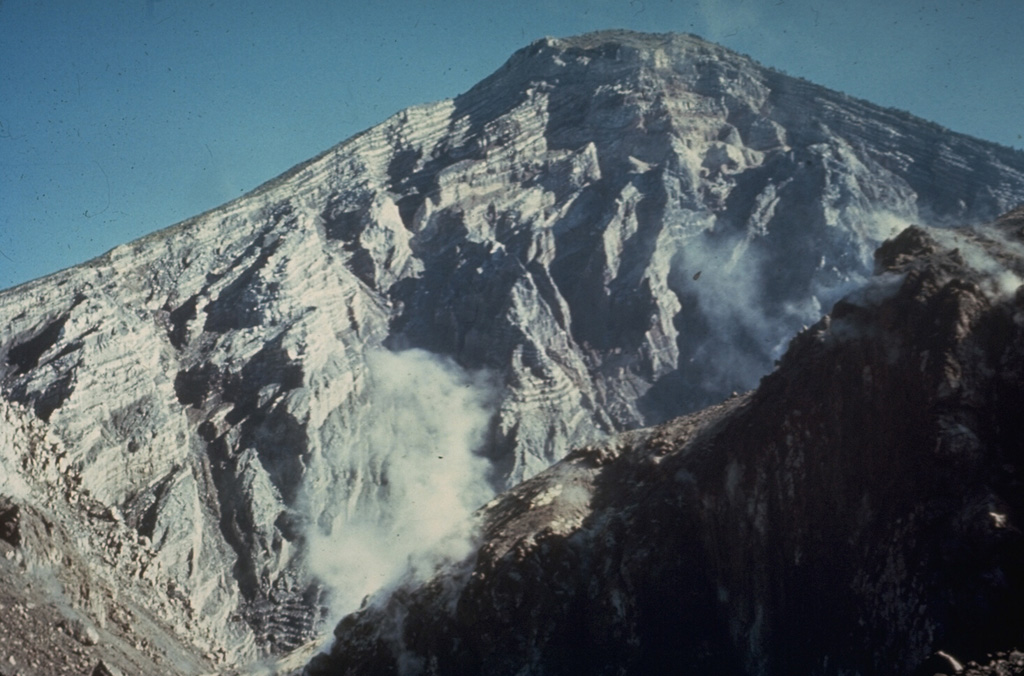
[1,30,1024,675]
[309,214,1024,676]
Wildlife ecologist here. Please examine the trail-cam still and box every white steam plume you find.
[930,225,1024,300]
[303,348,498,620]
[671,210,913,400]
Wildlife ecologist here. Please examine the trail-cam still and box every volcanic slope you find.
[309,211,1024,676]
[2,30,1024,670]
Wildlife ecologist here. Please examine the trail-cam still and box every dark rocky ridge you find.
[308,214,1024,675]
[1,29,1024,672]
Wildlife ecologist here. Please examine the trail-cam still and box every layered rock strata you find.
[308,212,1024,675]
[1,30,1024,668]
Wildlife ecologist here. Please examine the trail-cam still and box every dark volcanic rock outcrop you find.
[308,214,1024,675]
[2,30,1024,671]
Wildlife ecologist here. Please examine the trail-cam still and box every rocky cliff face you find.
[308,211,1024,676]
[2,29,1024,673]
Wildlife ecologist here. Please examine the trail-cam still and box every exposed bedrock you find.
[1,30,1023,670]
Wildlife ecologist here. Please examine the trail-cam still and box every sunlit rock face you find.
[309,214,1024,676]
[1,29,1024,670]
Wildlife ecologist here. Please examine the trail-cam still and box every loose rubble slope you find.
[309,210,1024,675]
[2,30,1024,671]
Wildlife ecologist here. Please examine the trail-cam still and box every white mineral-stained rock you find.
[2,29,1024,668]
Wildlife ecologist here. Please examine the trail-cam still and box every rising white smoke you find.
[930,224,1024,300]
[303,348,498,620]
[671,209,913,400]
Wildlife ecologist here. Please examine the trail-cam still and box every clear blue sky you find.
[2,0,1021,290]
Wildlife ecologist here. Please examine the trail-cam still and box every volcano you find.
[1,30,1024,675]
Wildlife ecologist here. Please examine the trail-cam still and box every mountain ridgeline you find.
[1,30,1023,674]
[309,211,1024,676]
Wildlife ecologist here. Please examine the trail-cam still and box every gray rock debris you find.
[91,660,125,676]
[309,218,1024,676]
[1,29,1024,669]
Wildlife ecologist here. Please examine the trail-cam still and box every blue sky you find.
[1,0,1021,289]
